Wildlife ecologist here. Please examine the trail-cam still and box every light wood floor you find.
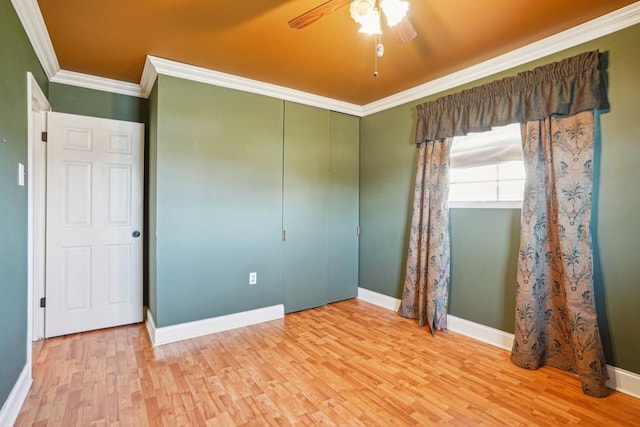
[16,299,640,426]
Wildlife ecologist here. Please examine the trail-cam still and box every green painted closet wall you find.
[149,76,360,326]
[152,75,285,327]
[0,0,48,408]
[359,23,640,374]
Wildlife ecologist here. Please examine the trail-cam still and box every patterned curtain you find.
[398,139,451,334]
[511,110,609,397]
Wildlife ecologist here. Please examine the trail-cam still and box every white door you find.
[45,112,144,338]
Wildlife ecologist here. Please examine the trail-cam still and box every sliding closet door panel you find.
[328,112,360,303]
[283,102,330,313]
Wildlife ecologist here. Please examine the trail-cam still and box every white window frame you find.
[448,123,524,209]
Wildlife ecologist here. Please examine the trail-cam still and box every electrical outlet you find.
[249,272,257,285]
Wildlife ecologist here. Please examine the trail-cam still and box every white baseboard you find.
[357,287,402,311]
[606,365,640,399]
[0,363,32,427]
[145,308,158,346]
[447,314,515,351]
[145,305,285,347]
[357,287,640,399]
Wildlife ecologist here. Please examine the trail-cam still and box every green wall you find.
[359,23,640,374]
[449,209,520,332]
[48,82,147,123]
[0,0,48,408]
[152,75,285,327]
[359,105,416,298]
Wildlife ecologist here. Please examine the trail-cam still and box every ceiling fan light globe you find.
[357,9,382,34]
[380,0,409,27]
[350,0,376,25]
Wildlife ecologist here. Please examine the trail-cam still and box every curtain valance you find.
[415,50,608,144]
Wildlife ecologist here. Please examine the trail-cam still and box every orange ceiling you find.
[37,0,636,105]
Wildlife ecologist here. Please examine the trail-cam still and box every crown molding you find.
[361,1,640,116]
[50,70,144,97]
[140,56,158,98]
[141,56,365,116]
[11,0,60,79]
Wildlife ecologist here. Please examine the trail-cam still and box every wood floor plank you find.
[14,298,640,426]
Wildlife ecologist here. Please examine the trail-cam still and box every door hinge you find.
[41,131,48,142]
[39,297,46,308]
[356,226,361,236]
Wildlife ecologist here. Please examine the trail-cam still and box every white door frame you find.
[27,72,51,354]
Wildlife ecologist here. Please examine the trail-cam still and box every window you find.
[449,123,524,207]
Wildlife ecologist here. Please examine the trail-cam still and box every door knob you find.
[132,230,141,238]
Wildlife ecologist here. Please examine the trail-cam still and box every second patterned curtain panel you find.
[511,111,609,397]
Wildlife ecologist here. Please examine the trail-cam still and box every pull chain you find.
[373,34,383,77]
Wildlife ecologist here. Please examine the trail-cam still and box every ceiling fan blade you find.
[390,17,417,44]
[288,0,351,30]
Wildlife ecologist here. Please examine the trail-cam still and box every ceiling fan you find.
[288,0,417,45]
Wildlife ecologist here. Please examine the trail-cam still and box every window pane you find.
[498,180,525,201]
[450,182,497,202]
[450,164,497,183]
[498,161,525,180]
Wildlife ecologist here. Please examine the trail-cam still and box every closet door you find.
[283,102,330,313]
[328,112,359,302]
